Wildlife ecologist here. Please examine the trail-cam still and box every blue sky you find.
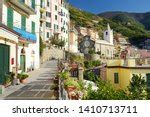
[68,0,150,14]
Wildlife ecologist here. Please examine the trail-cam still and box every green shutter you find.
[21,16,26,30]
[32,0,35,9]
[32,21,35,34]
[114,73,119,84]
[7,8,13,29]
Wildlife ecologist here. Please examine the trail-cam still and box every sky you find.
[68,0,150,14]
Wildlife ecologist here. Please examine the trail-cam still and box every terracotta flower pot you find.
[66,86,76,92]
[20,79,27,84]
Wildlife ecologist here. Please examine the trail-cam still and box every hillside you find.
[99,11,150,30]
[69,6,150,46]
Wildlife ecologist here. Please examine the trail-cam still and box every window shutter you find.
[32,0,35,9]
[21,16,26,30]
[114,73,119,84]
[7,8,13,29]
[32,21,35,34]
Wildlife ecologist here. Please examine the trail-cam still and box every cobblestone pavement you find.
[4,60,58,100]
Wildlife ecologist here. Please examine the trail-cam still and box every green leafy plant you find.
[4,74,11,84]
[84,79,129,100]
[127,74,147,100]
[77,80,85,91]
[64,78,80,90]
[84,60,101,69]
[17,73,29,80]
[58,71,70,80]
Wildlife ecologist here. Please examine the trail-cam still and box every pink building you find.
[40,0,70,50]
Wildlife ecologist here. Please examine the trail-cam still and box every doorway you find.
[0,44,10,84]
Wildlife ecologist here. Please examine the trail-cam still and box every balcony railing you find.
[7,0,36,16]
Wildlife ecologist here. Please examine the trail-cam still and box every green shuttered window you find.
[21,16,26,30]
[114,73,119,84]
[32,21,35,34]
[7,8,13,29]
[32,0,35,9]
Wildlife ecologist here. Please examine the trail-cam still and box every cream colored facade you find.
[69,26,78,53]
[106,59,150,89]
[0,26,19,73]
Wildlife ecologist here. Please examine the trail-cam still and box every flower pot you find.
[66,86,76,92]
[20,79,27,84]
[4,82,11,88]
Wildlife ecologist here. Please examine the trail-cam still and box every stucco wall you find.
[107,67,150,89]
[40,46,65,63]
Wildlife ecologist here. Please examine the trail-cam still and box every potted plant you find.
[64,78,80,91]
[4,74,11,87]
[17,73,29,84]
[58,71,70,81]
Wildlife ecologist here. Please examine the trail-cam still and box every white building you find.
[0,0,40,84]
[95,24,114,58]
[69,24,78,53]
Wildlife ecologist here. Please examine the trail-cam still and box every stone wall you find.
[40,46,65,64]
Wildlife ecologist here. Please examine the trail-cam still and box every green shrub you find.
[64,78,80,89]
[17,73,29,80]
[58,71,70,80]
[84,60,101,69]
[4,74,11,84]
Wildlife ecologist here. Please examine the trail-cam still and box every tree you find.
[127,74,147,100]
[50,36,65,48]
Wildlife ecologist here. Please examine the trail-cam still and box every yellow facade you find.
[106,59,150,89]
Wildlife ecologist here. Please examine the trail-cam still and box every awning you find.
[13,27,36,42]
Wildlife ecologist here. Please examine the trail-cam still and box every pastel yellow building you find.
[106,59,150,89]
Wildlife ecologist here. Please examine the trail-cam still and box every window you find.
[47,32,49,38]
[32,0,35,9]
[31,21,35,34]
[21,16,26,30]
[55,15,57,20]
[114,73,119,84]
[46,22,51,28]
[46,12,51,17]
[7,8,13,29]
[106,32,108,35]
[55,5,58,11]
[47,0,50,7]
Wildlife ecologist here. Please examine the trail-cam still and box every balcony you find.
[40,15,46,22]
[7,0,36,16]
